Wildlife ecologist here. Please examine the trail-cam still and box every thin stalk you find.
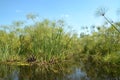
[103,16,120,33]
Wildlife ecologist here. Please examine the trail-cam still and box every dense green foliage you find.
[0,19,78,62]
[0,16,120,64]
[80,24,120,64]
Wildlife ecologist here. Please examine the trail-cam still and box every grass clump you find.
[103,52,120,64]
[0,14,120,66]
[0,19,77,65]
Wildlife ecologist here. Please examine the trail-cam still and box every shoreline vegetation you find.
[0,13,120,67]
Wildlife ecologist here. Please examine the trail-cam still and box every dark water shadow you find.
[0,60,119,80]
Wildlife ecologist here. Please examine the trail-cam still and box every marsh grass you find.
[0,19,77,65]
[103,52,120,64]
[0,17,120,66]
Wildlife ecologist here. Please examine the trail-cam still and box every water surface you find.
[0,61,119,80]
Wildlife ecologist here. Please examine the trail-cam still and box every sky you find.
[0,0,120,33]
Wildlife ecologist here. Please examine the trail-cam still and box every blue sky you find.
[0,0,120,33]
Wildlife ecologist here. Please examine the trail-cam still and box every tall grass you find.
[0,19,77,62]
[0,18,119,64]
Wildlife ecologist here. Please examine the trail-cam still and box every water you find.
[0,61,119,80]
[0,65,87,80]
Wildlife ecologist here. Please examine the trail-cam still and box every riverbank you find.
[1,53,120,67]
[0,53,120,80]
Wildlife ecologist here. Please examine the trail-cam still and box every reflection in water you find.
[0,64,87,80]
[66,68,89,80]
[0,60,119,80]
[80,59,120,80]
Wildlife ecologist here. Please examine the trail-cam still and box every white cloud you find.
[15,10,23,13]
[60,14,70,18]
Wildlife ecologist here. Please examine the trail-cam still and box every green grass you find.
[0,18,120,66]
[103,52,120,64]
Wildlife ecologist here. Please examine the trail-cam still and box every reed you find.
[0,18,119,65]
